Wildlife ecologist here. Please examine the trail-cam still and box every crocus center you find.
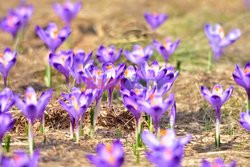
[211,163,222,167]
[7,16,16,27]
[106,65,113,70]
[164,40,172,50]
[0,53,7,66]
[160,129,167,137]
[212,85,223,96]
[135,47,144,57]
[149,94,157,105]
[50,28,58,39]
[77,64,83,72]
[218,27,225,39]
[13,154,22,164]
[164,149,173,160]
[124,70,129,78]
[244,67,250,75]
[25,92,36,104]
[152,12,158,17]
[64,2,74,11]
[71,96,79,111]
[105,145,116,165]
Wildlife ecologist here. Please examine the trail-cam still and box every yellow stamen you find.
[218,27,225,39]
[71,96,79,111]
[244,67,250,74]
[106,65,113,70]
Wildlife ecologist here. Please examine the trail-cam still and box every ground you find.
[0,0,250,166]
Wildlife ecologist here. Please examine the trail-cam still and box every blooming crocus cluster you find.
[15,87,53,154]
[53,1,82,26]
[60,87,94,142]
[96,45,122,64]
[204,23,241,59]
[201,157,236,167]
[86,140,124,167]
[0,48,17,87]
[142,129,191,167]
[36,22,71,53]
[0,3,33,38]
[232,62,250,111]
[125,45,153,65]
[153,37,180,62]
[200,84,233,147]
[144,12,168,30]
[1,150,39,167]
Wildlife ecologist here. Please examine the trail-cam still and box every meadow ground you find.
[0,0,250,166]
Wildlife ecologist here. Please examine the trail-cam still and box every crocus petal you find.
[142,130,160,149]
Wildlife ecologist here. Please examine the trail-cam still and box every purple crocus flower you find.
[153,38,180,62]
[14,4,34,25]
[0,88,15,113]
[204,23,241,59]
[137,60,179,90]
[0,48,17,87]
[87,140,125,167]
[15,87,52,153]
[232,62,250,110]
[125,45,153,65]
[201,158,236,167]
[123,65,137,83]
[144,12,168,30]
[239,112,250,131]
[49,50,73,84]
[82,65,108,131]
[70,50,93,85]
[0,113,14,142]
[35,22,71,53]
[53,1,82,26]
[138,92,175,134]
[200,84,233,147]
[15,87,53,124]
[96,45,122,64]
[142,129,191,167]
[60,87,93,142]
[102,63,126,108]
[0,11,22,38]
[120,78,146,127]
[1,150,39,167]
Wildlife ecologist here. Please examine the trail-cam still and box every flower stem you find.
[44,64,52,87]
[146,115,153,133]
[28,120,34,155]
[69,122,74,139]
[135,119,142,148]
[40,114,45,134]
[215,118,220,148]
[75,124,80,143]
[207,51,213,71]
